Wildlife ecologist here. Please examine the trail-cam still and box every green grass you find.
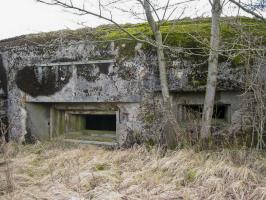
[94,163,110,171]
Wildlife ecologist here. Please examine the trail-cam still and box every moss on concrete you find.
[144,113,155,125]
[1,17,264,80]
[2,17,264,49]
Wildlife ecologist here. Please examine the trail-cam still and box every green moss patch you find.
[2,17,265,49]
[94,163,110,171]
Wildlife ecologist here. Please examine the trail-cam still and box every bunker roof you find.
[0,17,265,50]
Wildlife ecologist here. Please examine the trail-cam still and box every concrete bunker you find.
[0,27,253,146]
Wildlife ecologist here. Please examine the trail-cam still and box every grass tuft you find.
[1,142,266,199]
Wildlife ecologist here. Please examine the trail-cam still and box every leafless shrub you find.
[0,114,14,193]
[182,107,201,145]
[241,56,266,150]
[228,19,266,148]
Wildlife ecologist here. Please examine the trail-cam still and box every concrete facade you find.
[0,34,250,146]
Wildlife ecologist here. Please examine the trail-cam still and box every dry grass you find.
[1,141,266,200]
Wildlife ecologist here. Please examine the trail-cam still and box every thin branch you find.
[36,0,157,47]
[162,0,170,22]
[228,0,265,21]
[163,8,186,44]
[155,0,198,12]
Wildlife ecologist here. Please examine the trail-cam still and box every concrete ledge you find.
[63,139,118,147]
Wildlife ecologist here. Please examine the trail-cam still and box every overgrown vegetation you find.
[1,141,266,199]
[1,17,265,50]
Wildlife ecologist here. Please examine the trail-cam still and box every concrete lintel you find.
[33,59,116,67]
[25,99,141,103]
[54,104,117,111]
[67,111,116,115]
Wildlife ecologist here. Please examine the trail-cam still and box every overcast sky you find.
[0,0,261,40]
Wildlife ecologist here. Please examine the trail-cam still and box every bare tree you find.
[201,0,265,139]
[140,0,184,148]
[228,1,266,149]
[245,57,266,150]
[200,0,223,138]
[228,2,266,149]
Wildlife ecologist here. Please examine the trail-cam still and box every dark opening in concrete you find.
[63,113,117,144]
[213,105,228,119]
[85,114,116,131]
[183,104,229,121]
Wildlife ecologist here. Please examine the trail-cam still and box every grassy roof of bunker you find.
[0,17,265,50]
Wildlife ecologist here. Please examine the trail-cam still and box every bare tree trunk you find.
[200,0,222,139]
[155,31,171,111]
[143,0,180,148]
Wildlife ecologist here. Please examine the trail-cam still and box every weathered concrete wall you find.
[26,103,51,140]
[0,54,7,96]
[0,36,251,146]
